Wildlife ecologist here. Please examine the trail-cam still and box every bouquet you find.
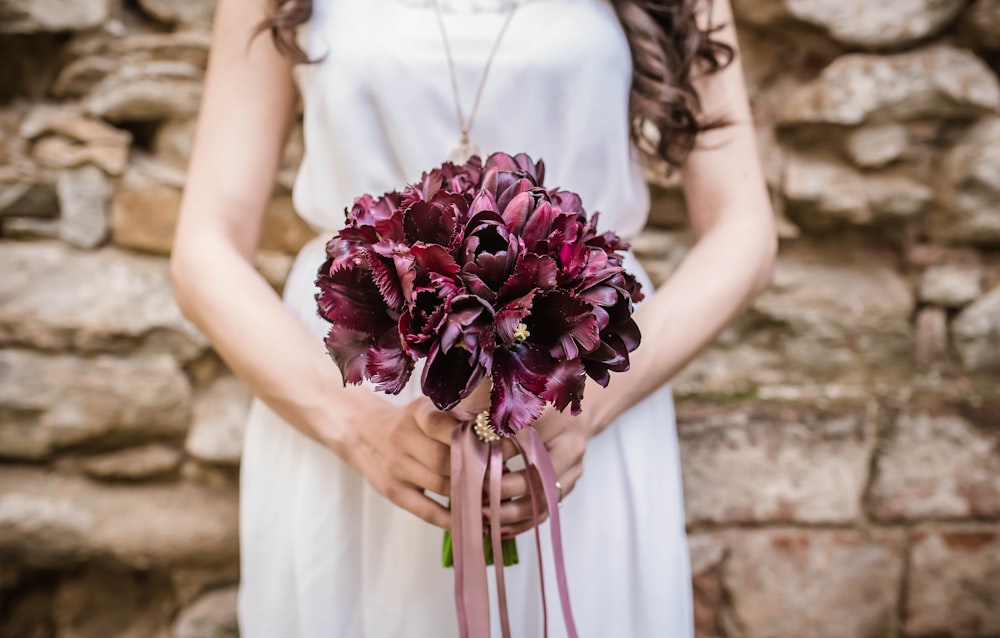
[316,152,643,638]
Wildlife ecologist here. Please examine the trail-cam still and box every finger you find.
[399,426,451,477]
[388,483,452,530]
[500,439,519,461]
[498,468,534,501]
[485,495,540,527]
[413,401,459,446]
[394,454,451,498]
[500,517,545,538]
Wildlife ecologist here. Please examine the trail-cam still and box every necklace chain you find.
[430,0,520,161]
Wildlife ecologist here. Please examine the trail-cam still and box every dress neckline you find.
[391,0,556,14]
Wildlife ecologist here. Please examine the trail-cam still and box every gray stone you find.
[170,565,239,607]
[173,587,238,638]
[21,104,131,176]
[778,46,1000,126]
[51,56,118,100]
[863,174,933,219]
[0,241,206,359]
[0,467,238,569]
[688,534,727,638]
[722,528,904,638]
[783,156,931,227]
[968,0,1000,49]
[915,307,948,365]
[751,243,914,364]
[0,350,190,460]
[936,117,1000,246]
[137,0,217,28]
[679,404,874,525]
[906,525,1000,637]
[56,165,111,249]
[54,32,211,100]
[734,0,964,49]
[32,136,129,177]
[919,265,983,307]
[53,568,176,638]
[674,243,915,395]
[1,216,60,239]
[78,444,183,481]
[784,156,869,225]
[845,124,908,168]
[0,0,108,33]
[869,410,1000,520]
[86,61,204,122]
[0,179,58,218]
[186,377,252,467]
[952,284,1000,372]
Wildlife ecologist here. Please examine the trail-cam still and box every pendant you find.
[449,135,480,164]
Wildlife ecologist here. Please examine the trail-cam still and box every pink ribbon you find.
[450,422,579,638]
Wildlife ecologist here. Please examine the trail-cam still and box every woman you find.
[170,0,776,635]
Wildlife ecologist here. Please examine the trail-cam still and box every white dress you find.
[238,0,693,635]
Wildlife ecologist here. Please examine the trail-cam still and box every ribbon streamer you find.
[450,422,579,638]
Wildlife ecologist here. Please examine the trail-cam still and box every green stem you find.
[442,530,519,568]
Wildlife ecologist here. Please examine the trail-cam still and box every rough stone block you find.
[935,118,1000,246]
[869,410,1000,520]
[186,376,252,468]
[56,165,110,249]
[77,444,183,481]
[0,468,238,569]
[0,0,108,33]
[722,528,904,638]
[675,241,915,395]
[905,525,1000,637]
[0,240,206,359]
[952,283,1000,372]
[173,586,238,638]
[919,265,983,307]
[53,568,177,638]
[0,350,191,461]
[734,0,964,49]
[778,46,1000,127]
[679,403,874,525]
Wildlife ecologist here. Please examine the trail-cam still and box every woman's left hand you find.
[491,405,597,537]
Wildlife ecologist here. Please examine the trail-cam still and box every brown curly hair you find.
[259,0,733,171]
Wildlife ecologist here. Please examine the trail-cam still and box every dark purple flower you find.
[316,151,643,433]
[316,260,413,393]
[421,295,495,410]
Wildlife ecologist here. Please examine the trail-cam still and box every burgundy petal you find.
[323,325,372,386]
[366,329,415,394]
[368,252,405,311]
[316,264,394,336]
[529,291,601,360]
[489,344,549,436]
[541,358,586,415]
[421,341,488,411]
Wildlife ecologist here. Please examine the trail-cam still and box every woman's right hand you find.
[328,394,458,530]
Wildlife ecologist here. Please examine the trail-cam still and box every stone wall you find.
[1,0,998,636]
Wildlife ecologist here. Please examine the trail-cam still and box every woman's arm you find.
[587,0,777,432]
[496,0,776,526]
[170,0,459,528]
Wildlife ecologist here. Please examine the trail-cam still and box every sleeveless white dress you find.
[238,0,693,635]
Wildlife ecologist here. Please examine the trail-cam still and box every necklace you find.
[430,0,521,163]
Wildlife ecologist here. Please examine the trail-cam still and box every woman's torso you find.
[292,0,651,240]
